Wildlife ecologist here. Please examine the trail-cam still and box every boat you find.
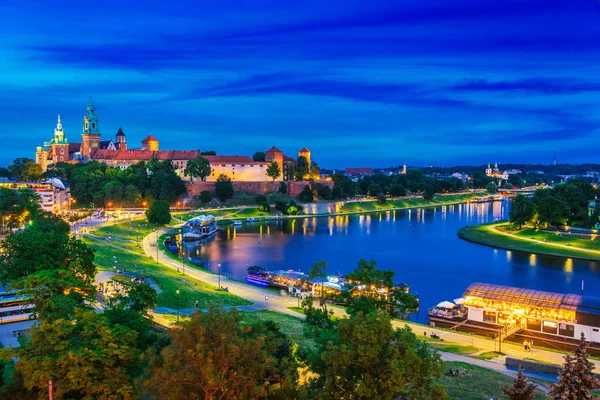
[163,236,179,253]
[233,220,243,226]
[246,217,260,222]
[246,265,269,287]
[182,215,218,241]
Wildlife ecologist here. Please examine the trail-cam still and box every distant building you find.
[485,163,520,181]
[0,178,71,214]
[451,172,468,183]
[344,168,373,178]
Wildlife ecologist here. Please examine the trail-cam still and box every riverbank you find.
[458,222,600,261]
[175,192,489,223]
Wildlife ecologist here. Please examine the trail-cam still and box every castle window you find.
[60,148,64,154]
[92,123,95,128]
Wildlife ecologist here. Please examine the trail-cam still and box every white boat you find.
[233,220,243,226]
[182,215,218,241]
[246,217,260,222]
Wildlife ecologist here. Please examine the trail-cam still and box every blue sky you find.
[1,0,599,168]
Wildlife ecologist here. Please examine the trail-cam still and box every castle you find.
[36,100,311,183]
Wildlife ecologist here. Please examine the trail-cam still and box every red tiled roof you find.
[299,147,310,153]
[91,149,200,161]
[204,155,267,165]
[283,155,297,163]
[142,135,158,143]
[68,143,81,153]
[265,146,283,154]
[344,168,373,175]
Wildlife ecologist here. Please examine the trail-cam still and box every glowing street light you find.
[176,289,180,323]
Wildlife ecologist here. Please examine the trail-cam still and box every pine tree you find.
[549,333,600,399]
[501,365,537,400]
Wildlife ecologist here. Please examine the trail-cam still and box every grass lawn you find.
[458,222,600,260]
[340,193,484,214]
[84,234,251,311]
[429,342,479,355]
[477,351,505,360]
[440,362,548,400]
[242,310,316,350]
[174,208,240,221]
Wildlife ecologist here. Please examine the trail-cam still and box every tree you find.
[184,155,212,182]
[200,150,216,156]
[309,260,327,305]
[309,161,321,180]
[144,307,298,399]
[146,200,171,225]
[533,189,571,227]
[294,156,309,181]
[0,215,96,321]
[255,195,271,212]
[504,182,514,189]
[549,333,600,399]
[423,182,437,201]
[199,190,212,204]
[0,187,41,230]
[11,309,139,399]
[215,174,234,202]
[278,181,287,194]
[486,181,498,194]
[266,161,281,182]
[298,185,314,203]
[501,366,536,400]
[253,151,266,162]
[316,184,332,200]
[509,194,535,229]
[307,312,447,400]
[8,158,42,181]
[390,183,406,197]
[368,183,382,197]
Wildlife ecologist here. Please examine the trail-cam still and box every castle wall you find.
[186,180,333,197]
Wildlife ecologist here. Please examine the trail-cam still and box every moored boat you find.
[246,265,269,287]
[182,215,218,241]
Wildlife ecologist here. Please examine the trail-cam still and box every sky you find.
[1,0,599,168]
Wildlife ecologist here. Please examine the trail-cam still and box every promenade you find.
[140,225,600,372]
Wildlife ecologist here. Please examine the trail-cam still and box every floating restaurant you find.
[430,283,600,346]
[0,287,35,324]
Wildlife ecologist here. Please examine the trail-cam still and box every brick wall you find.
[186,180,333,197]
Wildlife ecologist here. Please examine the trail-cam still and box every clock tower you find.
[80,97,101,158]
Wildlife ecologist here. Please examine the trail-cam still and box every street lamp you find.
[176,290,180,323]
[218,263,221,289]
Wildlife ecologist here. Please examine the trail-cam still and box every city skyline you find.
[2,0,600,168]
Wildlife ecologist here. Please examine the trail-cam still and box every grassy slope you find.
[242,310,316,350]
[85,223,251,310]
[441,362,548,400]
[459,222,600,260]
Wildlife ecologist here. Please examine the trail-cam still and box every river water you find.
[179,201,600,323]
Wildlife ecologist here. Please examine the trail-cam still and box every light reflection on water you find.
[178,201,600,323]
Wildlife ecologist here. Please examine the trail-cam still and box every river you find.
[178,201,600,323]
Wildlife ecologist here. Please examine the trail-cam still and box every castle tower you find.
[298,147,311,166]
[265,146,284,173]
[402,163,407,174]
[51,113,70,163]
[486,164,492,177]
[116,127,127,150]
[81,98,101,158]
[36,145,50,172]
[141,135,159,151]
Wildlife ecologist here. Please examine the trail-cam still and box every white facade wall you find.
[207,163,274,182]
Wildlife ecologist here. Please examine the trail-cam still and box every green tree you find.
[486,181,498,194]
[298,185,314,203]
[309,260,328,309]
[294,156,309,181]
[215,174,234,202]
[278,181,287,194]
[390,183,406,197]
[316,184,332,200]
[184,155,212,182]
[11,309,139,399]
[146,200,171,225]
[368,183,382,197]
[200,150,216,156]
[253,151,266,162]
[8,158,42,181]
[509,194,535,229]
[0,215,96,320]
[308,312,447,400]
[549,333,600,399]
[501,366,536,400]
[266,161,281,182]
[504,182,514,189]
[533,189,571,227]
[199,190,212,204]
[144,307,298,399]
[309,161,321,180]
[255,195,271,212]
[0,187,41,230]
[423,182,437,201]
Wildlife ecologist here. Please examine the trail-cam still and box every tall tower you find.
[81,98,101,158]
[141,135,159,151]
[116,127,127,150]
[298,147,311,166]
[50,113,69,164]
[402,163,407,174]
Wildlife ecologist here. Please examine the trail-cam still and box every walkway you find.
[141,226,600,371]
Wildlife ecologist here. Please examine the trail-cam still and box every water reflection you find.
[176,201,600,323]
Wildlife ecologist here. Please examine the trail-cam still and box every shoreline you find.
[458,222,600,262]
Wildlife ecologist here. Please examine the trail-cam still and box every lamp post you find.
[218,263,221,289]
[176,289,180,323]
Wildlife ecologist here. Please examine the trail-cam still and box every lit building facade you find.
[0,178,71,214]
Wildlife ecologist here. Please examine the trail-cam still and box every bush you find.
[377,193,387,204]
[215,175,234,202]
[486,182,498,194]
[390,184,406,197]
[275,200,287,214]
[278,181,287,194]
[146,200,171,225]
[199,190,212,204]
[287,200,301,215]
[317,184,332,200]
[298,185,314,203]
